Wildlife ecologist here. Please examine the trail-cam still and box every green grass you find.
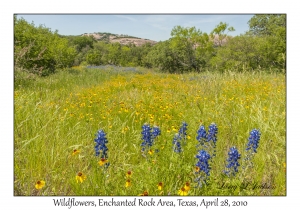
[14,67,286,196]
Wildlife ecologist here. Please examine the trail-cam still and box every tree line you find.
[14,14,286,76]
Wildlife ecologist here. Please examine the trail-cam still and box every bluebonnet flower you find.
[194,150,211,187]
[206,123,218,158]
[152,126,161,139]
[196,125,207,147]
[94,129,108,158]
[172,122,188,152]
[224,146,241,177]
[173,133,182,153]
[141,124,161,152]
[141,124,152,151]
[243,129,261,170]
[207,123,218,145]
[195,150,211,176]
[246,129,261,153]
[179,122,188,140]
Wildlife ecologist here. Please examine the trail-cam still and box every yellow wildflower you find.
[126,179,131,188]
[98,158,108,166]
[76,172,86,183]
[158,182,163,191]
[178,187,188,196]
[139,191,149,196]
[148,149,154,155]
[126,171,132,178]
[184,182,191,191]
[72,149,80,156]
[35,180,45,189]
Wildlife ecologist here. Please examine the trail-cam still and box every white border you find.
[3,1,296,209]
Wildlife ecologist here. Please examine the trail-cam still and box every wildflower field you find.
[14,66,286,196]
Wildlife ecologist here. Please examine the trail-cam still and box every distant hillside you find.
[82,32,157,46]
[81,32,231,47]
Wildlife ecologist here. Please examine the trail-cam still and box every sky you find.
[16,14,254,42]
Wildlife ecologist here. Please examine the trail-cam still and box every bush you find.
[14,16,76,76]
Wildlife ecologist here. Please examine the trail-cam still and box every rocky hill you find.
[81,32,230,47]
[82,32,157,46]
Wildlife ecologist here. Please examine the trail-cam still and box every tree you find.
[209,34,285,72]
[248,14,286,37]
[86,49,102,65]
[119,45,131,66]
[145,41,177,72]
[145,25,215,73]
[247,14,286,71]
[139,42,153,68]
[14,17,76,76]
[169,26,201,72]
[169,26,214,72]
[209,35,260,71]
[210,22,235,47]
[70,36,95,52]
[107,43,121,65]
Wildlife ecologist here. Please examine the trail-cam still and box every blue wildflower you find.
[243,129,261,170]
[94,129,108,158]
[179,122,188,140]
[196,125,207,147]
[194,150,211,188]
[246,129,261,153]
[224,146,241,177]
[207,123,218,145]
[152,126,161,139]
[172,122,188,151]
[141,124,152,151]
[195,150,211,176]
[173,133,182,153]
[141,124,161,152]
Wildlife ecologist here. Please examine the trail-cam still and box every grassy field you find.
[14,66,286,196]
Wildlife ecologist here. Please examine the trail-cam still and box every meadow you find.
[14,66,286,196]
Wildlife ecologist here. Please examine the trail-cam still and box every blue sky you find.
[17,14,254,41]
